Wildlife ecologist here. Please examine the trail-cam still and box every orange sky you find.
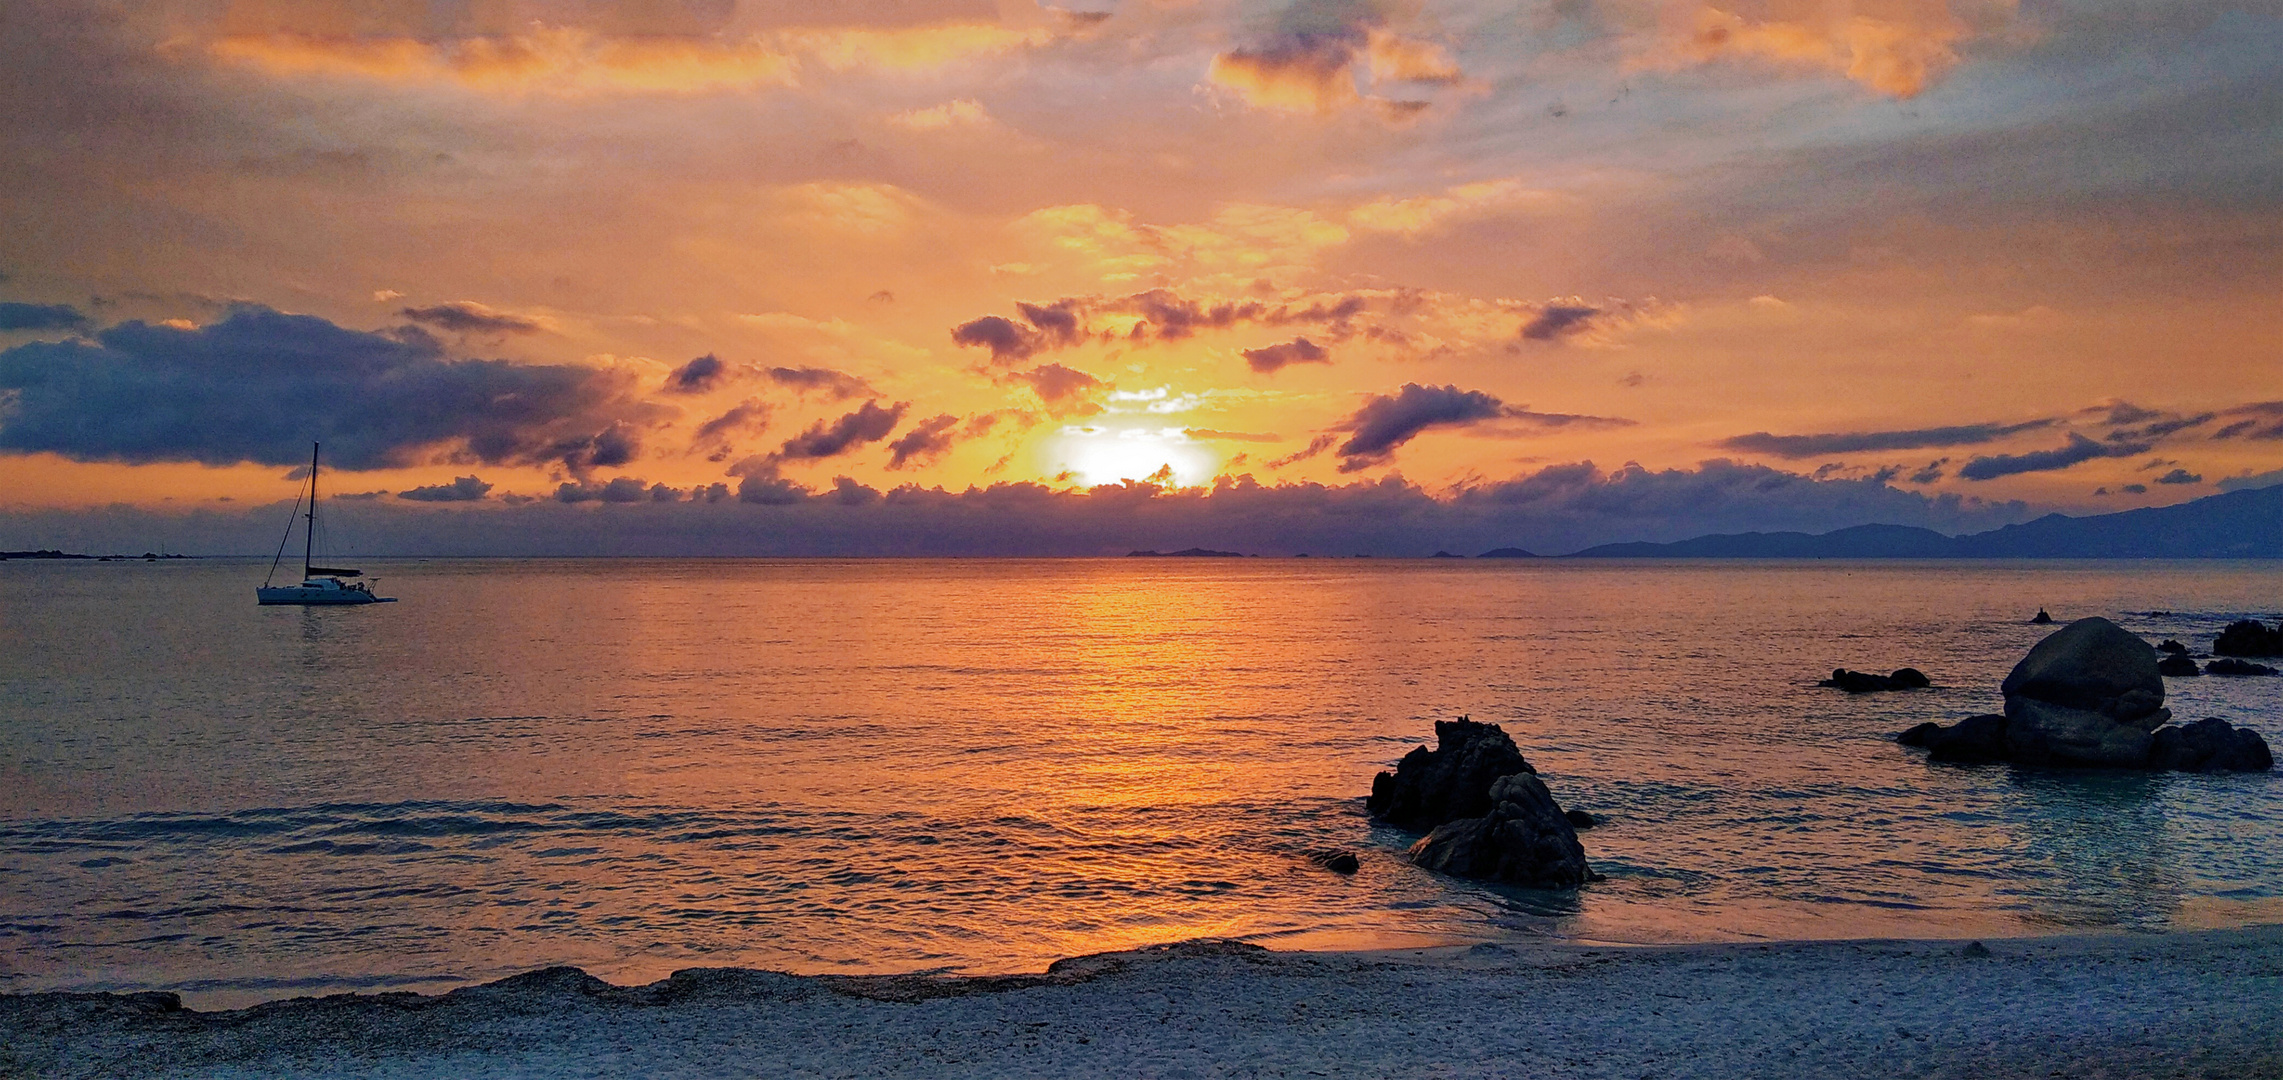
[2,0,2280,530]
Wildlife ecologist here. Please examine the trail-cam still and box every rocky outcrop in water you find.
[2157,654,2202,677]
[1820,667,1931,693]
[2206,658,2281,677]
[2213,619,2283,657]
[1894,617,2271,772]
[1368,717,1595,887]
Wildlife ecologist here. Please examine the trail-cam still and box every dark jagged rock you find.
[1925,714,2010,764]
[1407,773,1596,888]
[1896,722,1942,747]
[2157,654,2203,677]
[2031,608,2054,624]
[1367,717,1534,831]
[2213,620,2283,657]
[2149,718,2275,773]
[1306,850,1360,874]
[2206,658,2281,676]
[2156,639,2189,655]
[1563,809,1598,829]
[1821,667,1931,693]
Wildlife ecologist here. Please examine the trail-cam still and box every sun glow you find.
[1054,428,1217,487]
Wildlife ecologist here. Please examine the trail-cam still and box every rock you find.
[1896,722,1942,747]
[2031,608,2053,624]
[2001,617,2167,726]
[2157,654,2203,677]
[2156,639,2189,655]
[1367,716,1534,831]
[1821,667,1932,692]
[1563,809,1599,829]
[2213,619,2283,657]
[1961,941,1992,958]
[1306,850,1361,874]
[1925,714,2010,763]
[2004,697,2158,767]
[2149,718,2275,772]
[1406,773,1596,888]
[2206,657,2281,677]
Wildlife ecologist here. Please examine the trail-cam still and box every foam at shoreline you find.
[10,926,2281,1078]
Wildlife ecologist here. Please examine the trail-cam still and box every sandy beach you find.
[9,926,2281,1079]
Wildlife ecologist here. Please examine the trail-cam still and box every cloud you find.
[1242,337,1331,374]
[1206,1,1462,116]
[1012,363,1102,404]
[778,399,908,460]
[2218,467,2283,493]
[2211,402,2283,441]
[1624,0,2012,98]
[555,476,670,504]
[765,365,876,399]
[692,398,772,459]
[2153,468,2202,485]
[398,475,492,502]
[1329,383,1631,472]
[1332,383,1511,472]
[1721,419,2054,458]
[951,290,1370,365]
[889,99,989,130]
[1269,433,1339,468]
[398,301,544,336]
[0,302,89,332]
[0,305,658,470]
[949,300,1087,364]
[666,354,728,393]
[886,413,962,469]
[1518,303,1602,342]
[1186,429,1285,443]
[1957,433,2153,480]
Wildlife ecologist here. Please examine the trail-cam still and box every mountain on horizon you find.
[1562,483,2283,559]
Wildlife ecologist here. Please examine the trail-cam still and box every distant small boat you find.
[256,443,395,606]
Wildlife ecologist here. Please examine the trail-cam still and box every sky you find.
[1,0,2280,554]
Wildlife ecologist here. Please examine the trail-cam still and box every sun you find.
[1053,427,1217,487]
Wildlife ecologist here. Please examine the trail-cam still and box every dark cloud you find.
[2211,402,2283,441]
[1013,363,1102,404]
[693,398,771,459]
[1329,383,1629,472]
[2154,468,2203,485]
[2111,412,2215,440]
[886,413,961,470]
[398,475,492,502]
[554,476,660,504]
[2121,483,2148,494]
[1908,459,1948,484]
[0,305,657,470]
[3,460,2040,558]
[2095,401,2162,425]
[765,365,875,399]
[398,302,544,335]
[666,354,727,393]
[830,476,882,506]
[950,315,1041,363]
[1957,433,2153,480]
[1720,419,2055,458]
[1518,303,1601,342]
[1242,337,1330,373]
[1268,434,1339,468]
[778,399,908,460]
[953,291,1372,364]
[0,301,89,332]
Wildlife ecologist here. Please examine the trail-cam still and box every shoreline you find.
[10,925,2282,1079]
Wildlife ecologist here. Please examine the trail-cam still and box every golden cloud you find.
[1629,0,2016,98]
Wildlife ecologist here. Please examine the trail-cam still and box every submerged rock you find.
[1406,773,1596,888]
[2213,619,2283,658]
[1563,809,1599,829]
[2157,654,2202,677]
[1306,850,1361,874]
[2206,657,2281,677]
[1924,714,2010,764]
[2156,639,2190,656]
[1821,667,1932,693]
[1367,716,1533,831]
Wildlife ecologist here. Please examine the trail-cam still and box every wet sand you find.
[8,926,2282,1078]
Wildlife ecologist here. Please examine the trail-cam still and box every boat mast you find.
[304,442,318,579]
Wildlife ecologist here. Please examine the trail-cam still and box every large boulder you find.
[2000,617,2168,727]
[1367,717,1533,830]
[2149,718,2275,773]
[2003,698,2156,768]
[2213,619,2283,658]
[1406,773,1596,888]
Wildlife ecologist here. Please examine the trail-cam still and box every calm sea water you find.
[2,558,2279,1007]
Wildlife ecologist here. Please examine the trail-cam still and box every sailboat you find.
[256,443,395,605]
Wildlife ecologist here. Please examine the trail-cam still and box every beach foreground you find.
[8,927,2281,1079]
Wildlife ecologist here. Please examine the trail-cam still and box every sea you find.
[3,557,2279,1008]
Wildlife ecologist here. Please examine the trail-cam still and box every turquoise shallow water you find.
[2,557,2279,1007]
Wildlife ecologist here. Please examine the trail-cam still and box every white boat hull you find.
[256,578,394,605]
